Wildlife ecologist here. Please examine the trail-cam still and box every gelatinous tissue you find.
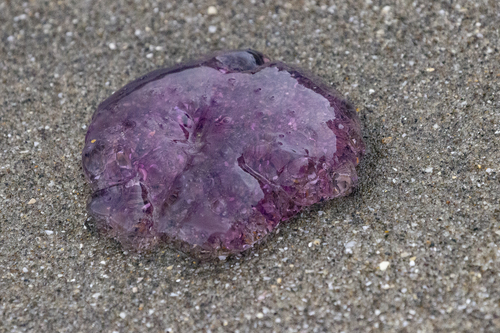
[82,50,365,258]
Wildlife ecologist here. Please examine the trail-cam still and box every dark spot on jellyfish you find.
[216,50,266,72]
[123,120,136,130]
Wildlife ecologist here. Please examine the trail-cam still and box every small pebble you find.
[207,6,218,15]
[379,261,390,271]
